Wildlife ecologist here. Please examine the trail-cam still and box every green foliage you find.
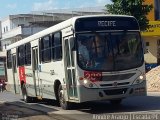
[105,0,153,30]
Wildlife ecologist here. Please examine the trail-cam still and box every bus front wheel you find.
[58,84,71,110]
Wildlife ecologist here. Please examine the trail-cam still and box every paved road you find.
[0,91,160,120]
[0,91,70,120]
[0,102,53,120]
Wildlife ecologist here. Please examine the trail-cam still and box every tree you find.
[105,0,153,30]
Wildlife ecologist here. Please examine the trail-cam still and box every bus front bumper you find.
[78,81,146,103]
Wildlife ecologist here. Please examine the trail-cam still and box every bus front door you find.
[12,54,20,94]
[64,36,78,100]
[32,47,41,97]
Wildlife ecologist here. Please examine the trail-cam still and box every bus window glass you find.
[41,35,51,62]
[64,40,70,66]
[52,32,62,60]
[7,50,12,68]
[112,32,143,70]
[77,32,143,71]
[25,43,31,65]
[18,45,25,66]
[12,55,17,73]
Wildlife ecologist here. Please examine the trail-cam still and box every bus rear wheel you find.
[58,84,71,110]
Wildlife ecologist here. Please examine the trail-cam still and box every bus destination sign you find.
[75,17,139,32]
[98,21,116,27]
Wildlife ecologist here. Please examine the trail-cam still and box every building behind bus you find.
[142,0,160,71]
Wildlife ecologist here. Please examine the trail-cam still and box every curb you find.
[147,92,160,96]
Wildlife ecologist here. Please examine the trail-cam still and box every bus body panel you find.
[77,64,146,102]
[6,69,14,92]
[38,61,64,99]
[78,80,146,102]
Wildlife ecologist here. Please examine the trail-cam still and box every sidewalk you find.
[146,66,160,92]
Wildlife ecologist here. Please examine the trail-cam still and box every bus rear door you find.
[32,47,41,98]
[12,54,20,94]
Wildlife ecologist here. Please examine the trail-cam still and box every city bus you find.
[6,15,146,109]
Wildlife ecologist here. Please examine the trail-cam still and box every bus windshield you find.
[77,32,143,71]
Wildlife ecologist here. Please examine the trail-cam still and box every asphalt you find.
[0,91,74,120]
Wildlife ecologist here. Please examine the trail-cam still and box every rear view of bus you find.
[74,15,146,104]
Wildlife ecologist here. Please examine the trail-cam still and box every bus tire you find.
[58,84,71,110]
[22,84,32,103]
[110,99,122,105]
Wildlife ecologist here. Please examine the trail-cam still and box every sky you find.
[0,0,112,20]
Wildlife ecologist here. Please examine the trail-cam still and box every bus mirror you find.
[70,37,75,51]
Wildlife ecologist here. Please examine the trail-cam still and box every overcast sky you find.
[0,0,112,19]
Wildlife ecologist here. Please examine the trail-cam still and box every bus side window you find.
[52,32,62,61]
[40,35,51,63]
[7,50,12,69]
[25,43,31,65]
[39,38,42,63]
[17,45,25,66]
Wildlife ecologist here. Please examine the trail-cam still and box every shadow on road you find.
[0,100,59,119]
[25,93,160,114]
[1,91,160,119]
[75,95,160,114]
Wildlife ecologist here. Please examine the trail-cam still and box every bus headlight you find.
[79,77,98,88]
[83,79,88,84]
[133,74,145,85]
[139,75,144,80]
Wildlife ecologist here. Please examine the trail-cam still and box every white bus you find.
[6,15,146,109]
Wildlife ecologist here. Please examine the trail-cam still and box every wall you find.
[142,0,160,64]
[144,37,158,63]
[1,17,10,34]
[141,21,160,36]
[22,27,46,36]
[10,17,32,29]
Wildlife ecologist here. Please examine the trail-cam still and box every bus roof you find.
[6,15,136,50]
